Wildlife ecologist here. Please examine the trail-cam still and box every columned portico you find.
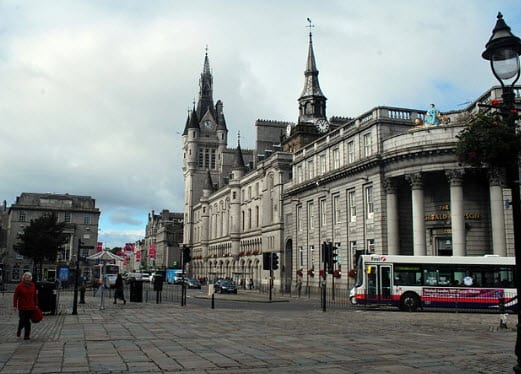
[406,173,426,256]
[489,168,507,256]
[446,169,466,256]
[384,178,399,255]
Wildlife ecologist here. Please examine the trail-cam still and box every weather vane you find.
[306,18,315,34]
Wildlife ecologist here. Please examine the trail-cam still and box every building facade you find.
[182,31,519,291]
[127,210,184,272]
[283,87,519,291]
[1,192,100,283]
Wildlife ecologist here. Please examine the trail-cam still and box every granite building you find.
[181,30,519,291]
[1,192,100,283]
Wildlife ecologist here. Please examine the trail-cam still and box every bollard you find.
[211,293,215,309]
[79,286,86,304]
[499,297,508,329]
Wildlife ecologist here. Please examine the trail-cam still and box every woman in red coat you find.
[13,272,38,340]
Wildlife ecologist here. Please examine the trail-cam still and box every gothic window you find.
[204,150,210,168]
[211,149,216,169]
[198,149,204,167]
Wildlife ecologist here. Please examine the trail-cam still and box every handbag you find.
[31,306,43,323]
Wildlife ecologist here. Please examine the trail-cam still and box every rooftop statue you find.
[424,103,441,125]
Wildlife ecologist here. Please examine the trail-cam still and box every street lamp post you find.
[482,12,521,373]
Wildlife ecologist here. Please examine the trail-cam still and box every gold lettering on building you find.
[424,212,481,221]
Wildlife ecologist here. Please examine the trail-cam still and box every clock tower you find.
[282,27,328,152]
[182,50,228,244]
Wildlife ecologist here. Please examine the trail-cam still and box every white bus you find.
[349,255,516,312]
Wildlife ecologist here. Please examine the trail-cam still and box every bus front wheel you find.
[400,292,420,312]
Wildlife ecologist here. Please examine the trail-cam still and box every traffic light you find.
[328,245,338,274]
[263,253,271,270]
[271,253,279,270]
[182,245,191,265]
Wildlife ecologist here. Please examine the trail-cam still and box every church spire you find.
[298,19,327,124]
[196,46,215,119]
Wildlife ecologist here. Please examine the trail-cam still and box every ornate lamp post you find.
[482,12,521,373]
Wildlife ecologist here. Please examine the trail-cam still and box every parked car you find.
[150,271,165,283]
[124,272,143,283]
[140,272,151,282]
[214,279,237,294]
[184,278,202,289]
[173,270,186,284]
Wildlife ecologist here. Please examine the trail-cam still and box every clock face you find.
[316,119,329,133]
[286,124,292,137]
[203,120,213,129]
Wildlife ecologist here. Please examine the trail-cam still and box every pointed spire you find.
[197,47,215,120]
[300,30,325,98]
[183,105,200,135]
[203,45,211,76]
[182,111,190,136]
[298,19,327,125]
[233,132,246,170]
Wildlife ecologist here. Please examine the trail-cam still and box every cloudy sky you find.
[1,1,519,248]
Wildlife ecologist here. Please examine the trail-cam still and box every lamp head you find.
[482,12,521,84]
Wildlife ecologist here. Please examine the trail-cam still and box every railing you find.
[255,284,514,314]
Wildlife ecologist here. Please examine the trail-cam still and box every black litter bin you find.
[37,281,57,315]
[129,280,143,302]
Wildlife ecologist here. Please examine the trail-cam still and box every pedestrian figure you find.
[249,278,254,290]
[113,274,126,304]
[296,277,303,297]
[13,272,38,340]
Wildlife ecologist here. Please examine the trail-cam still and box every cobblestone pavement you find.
[0,288,517,373]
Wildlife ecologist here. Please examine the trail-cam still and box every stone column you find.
[446,169,465,256]
[384,178,399,255]
[489,168,507,256]
[406,173,426,256]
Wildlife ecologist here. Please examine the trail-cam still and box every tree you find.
[456,112,521,168]
[14,212,68,279]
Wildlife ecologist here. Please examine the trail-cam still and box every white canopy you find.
[86,250,124,262]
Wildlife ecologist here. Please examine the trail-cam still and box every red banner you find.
[136,250,141,261]
[149,244,156,259]
[96,242,103,253]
